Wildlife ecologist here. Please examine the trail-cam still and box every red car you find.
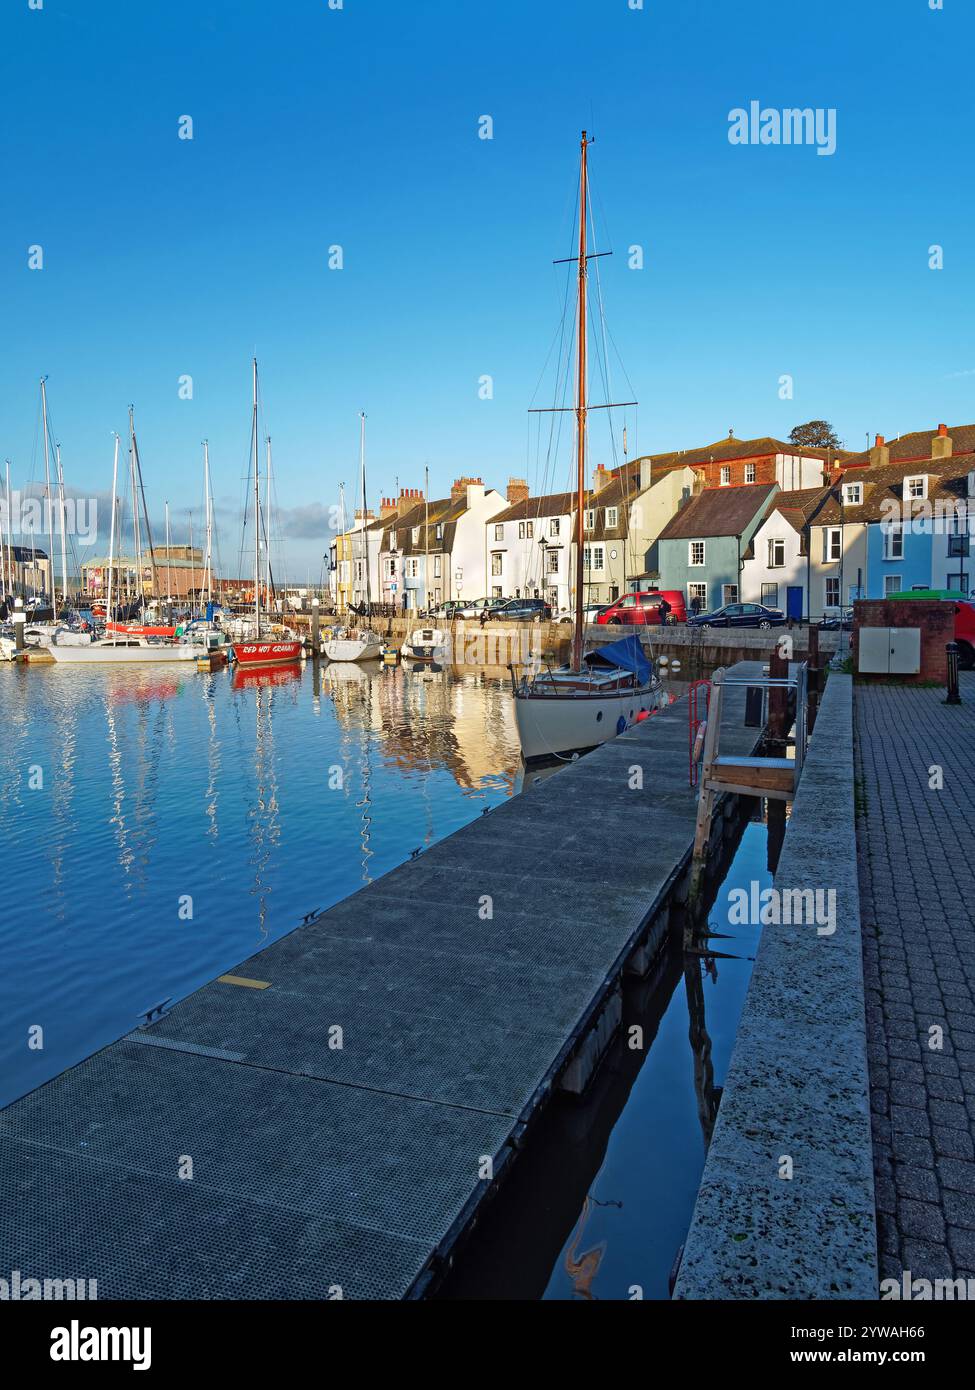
[597,590,687,626]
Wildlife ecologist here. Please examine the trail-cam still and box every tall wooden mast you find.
[573,131,589,671]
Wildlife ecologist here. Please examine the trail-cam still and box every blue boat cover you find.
[584,634,652,683]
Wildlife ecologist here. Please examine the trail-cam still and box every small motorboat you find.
[401,626,449,663]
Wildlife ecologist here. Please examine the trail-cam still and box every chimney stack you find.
[869,434,890,469]
[931,423,953,459]
[506,477,529,506]
[451,475,481,501]
[592,463,609,494]
[379,497,397,520]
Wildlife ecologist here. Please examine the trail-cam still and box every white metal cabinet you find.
[857,626,921,674]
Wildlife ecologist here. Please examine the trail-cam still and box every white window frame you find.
[605,506,619,529]
[494,523,503,542]
[687,581,708,607]
[411,527,420,544]
[689,540,705,567]
[720,466,731,486]
[824,577,840,608]
[722,583,739,606]
[883,521,904,560]
[433,555,441,578]
[905,475,927,500]
[768,538,785,569]
[546,548,559,574]
[744,463,756,484]
[883,574,903,597]
[823,528,842,562]
[843,483,862,506]
[584,509,595,531]
[549,518,560,538]
[491,552,503,577]
[583,544,605,572]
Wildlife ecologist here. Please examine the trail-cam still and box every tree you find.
[789,420,841,450]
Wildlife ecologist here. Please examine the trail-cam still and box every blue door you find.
[787,586,803,620]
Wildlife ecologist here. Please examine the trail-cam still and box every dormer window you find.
[584,509,595,530]
[744,463,756,484]
[720,466,731,486]
[843,483,862,506]
[905,475,927,500]
[435,523,443,541]
[411,527,420,544]
[605,506,619,529]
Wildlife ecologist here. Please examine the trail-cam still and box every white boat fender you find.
[692,719,708,762]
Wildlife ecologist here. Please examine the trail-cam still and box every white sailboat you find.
[50,423,195,665]
[512,131,661,762]
[325,412,383,663]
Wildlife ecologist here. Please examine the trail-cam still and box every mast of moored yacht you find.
[4,460,11,598]
[252,358,261,635]
[40,377,57,618]
[360,411,371,627]
[55,442,68,608]
[572,133,589,672]
[164,502,173,604]
[265,435,273,610]
[203,440,213,605]
[107,432,120,634]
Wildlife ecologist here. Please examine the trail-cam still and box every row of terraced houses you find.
[326,425,975,618]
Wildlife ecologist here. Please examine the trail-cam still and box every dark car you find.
[686,601,785,630]
[490,597,552,621]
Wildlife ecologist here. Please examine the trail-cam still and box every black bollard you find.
[945,641,961,705]
[311,597,321,657]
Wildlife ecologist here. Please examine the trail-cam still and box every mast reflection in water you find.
[0,660,521,1109]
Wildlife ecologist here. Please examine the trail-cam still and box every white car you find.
[557,603,609,625]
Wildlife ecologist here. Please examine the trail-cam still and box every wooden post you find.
[807,625,821,732]
[768,642,788,754]
[690,668,724,908]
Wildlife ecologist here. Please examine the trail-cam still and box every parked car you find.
[489,597,553,621]
[597,590,687,626]
[687,601,785,630]
[457,596,510,619]
[955,601,975,669]
[558,602,610,625]
[429,600,467,619]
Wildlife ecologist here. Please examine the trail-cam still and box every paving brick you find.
[857,683,975,1281]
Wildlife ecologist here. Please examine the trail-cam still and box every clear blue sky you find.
[2,0,973,578]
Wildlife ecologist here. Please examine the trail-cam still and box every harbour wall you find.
[673,673,878,1299]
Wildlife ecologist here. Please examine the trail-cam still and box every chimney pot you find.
[939,423,948,436]
[875,434,885,448]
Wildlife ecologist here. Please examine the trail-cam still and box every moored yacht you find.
[511,131,661,761]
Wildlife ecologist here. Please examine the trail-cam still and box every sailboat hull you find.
[48,644,198,664]
[233,639,303,668]
[513,681,662,761]
[324,633,383,663]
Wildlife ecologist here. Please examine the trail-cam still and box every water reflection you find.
[0,659,523,1109]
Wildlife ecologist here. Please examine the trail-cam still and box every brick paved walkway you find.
[855,677,975,1285]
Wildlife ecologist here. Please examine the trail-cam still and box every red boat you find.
[106,621,177,638]
[232,638,303,668]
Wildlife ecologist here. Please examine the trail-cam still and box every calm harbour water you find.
[0,655,768,1300]
[0,659,522,1111]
